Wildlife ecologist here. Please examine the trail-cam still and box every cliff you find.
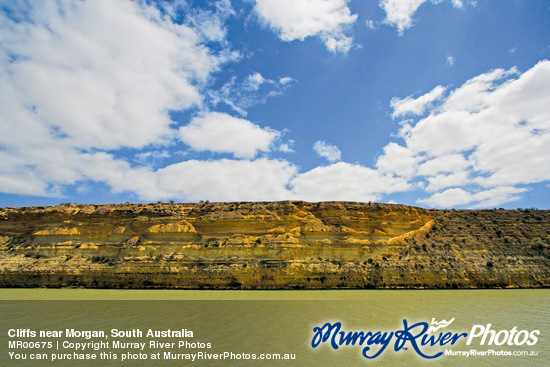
[0,201,548,289]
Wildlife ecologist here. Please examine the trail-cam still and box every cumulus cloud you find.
[0,0,402,205]
[375,142,420,178]
[291,162,411,202]
[416,154,471,176]
[390,85,446,118]
[0,0,218,150]
[179,112,280,159]
[417,187,472,207]
[380,0,463,33]
[418,186,526,208]
[254,0,357,53]
[380,0,427,33]
[424,171,470,192]
[382,60,550,207]
[0,0,220,197]
[313,141,342,163]
[1,1,548,209]
[153,158,297,202]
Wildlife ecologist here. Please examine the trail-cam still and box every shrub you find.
[145,246,158,259]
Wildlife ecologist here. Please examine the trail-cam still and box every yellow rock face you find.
[146,222,196,233]
[34,227,80,236]
[0,202,548,289]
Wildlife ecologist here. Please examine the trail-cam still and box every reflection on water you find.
[0,289,548,366]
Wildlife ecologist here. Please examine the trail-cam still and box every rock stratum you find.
[0,201,548,289]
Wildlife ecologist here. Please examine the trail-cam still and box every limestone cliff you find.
[0,201,548,289]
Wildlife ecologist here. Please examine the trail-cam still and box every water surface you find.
[1,289,548,366]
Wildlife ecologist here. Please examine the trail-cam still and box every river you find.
[1,289,548,366]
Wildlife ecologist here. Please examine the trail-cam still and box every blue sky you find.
[1,0,549,209]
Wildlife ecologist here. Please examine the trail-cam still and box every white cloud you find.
[451,0,464,8]
[278,144,293,153]
[380,0,463,33]
[254,0,357,53]
[207,77,246,116]
[417,187,472,207]
[416,154,470,176]
[375,142,419,178]
[179,112,280,159]
[181,0,235,43]
[313,141,342,162]
[380,60,550,207]
[134,150,170,165]
[380,0,428,33]
[446,55,455,66]
[442,67,518,113]
[418,186,526,208]
[0,1,303,203]
[0,0,219,197]
[1,1,548,209]
[207,73,294,116]
[366,20,379,30]
[471,187,527,208]
[278,139,295,153]
[154,0,241,61]
[425,171,470,192]
[279,76,295,85]
[0,0,218,151]
[390,85,446,118]
[34,151,298,203]
[243,72,266,91]
[291,162,411,202]
[153,158,297,202]
[93,152,416,204]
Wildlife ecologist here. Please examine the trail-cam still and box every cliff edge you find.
[0,201,548,289]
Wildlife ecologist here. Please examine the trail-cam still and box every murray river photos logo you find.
[311,318,540,359]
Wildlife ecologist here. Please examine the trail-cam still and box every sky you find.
[0,0,549,209]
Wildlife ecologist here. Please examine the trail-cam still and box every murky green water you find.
[0,289,548,366]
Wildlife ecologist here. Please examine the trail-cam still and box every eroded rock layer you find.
[0,201,548,289]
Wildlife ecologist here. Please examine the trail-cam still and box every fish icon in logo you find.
[427,317,455,333]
